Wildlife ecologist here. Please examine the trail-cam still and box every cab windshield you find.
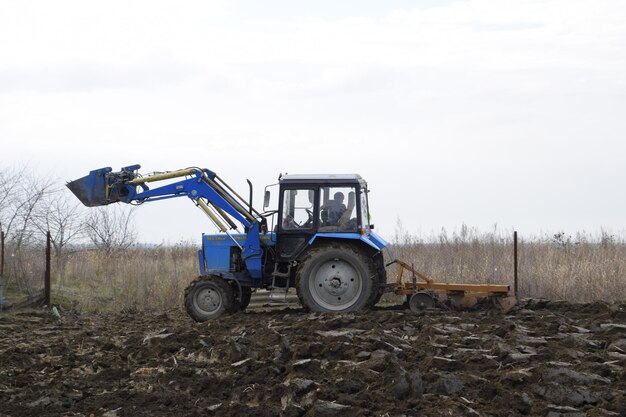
[281,188,314,230]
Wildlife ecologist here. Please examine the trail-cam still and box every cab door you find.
[276,186,317,261]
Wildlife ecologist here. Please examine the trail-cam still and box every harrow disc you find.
[408,292,435,312]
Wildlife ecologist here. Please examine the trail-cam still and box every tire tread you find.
[296,242,378,312]
[184,275,234,322]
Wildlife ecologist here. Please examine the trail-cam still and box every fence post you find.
[1,230,4,284]
[0,230,4,311]
[45,231,51,307]
[513,230,518,299]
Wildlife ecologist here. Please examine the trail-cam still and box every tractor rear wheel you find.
[184,276,234,322]
[296,244,377,312]
[370,254,387,307]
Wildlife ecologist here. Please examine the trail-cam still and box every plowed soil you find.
[1,300,625,417]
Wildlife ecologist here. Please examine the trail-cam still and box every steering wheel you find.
[302,209,314,228]
[282,215,298,229]
[283,209,314,229]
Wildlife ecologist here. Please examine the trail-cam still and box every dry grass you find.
[2,227,624,310]
[388,226,625,302]
[58,244,198,311]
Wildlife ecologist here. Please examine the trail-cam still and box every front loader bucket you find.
[66,167,113,207]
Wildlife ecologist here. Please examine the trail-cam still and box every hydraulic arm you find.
[67,164,266,277]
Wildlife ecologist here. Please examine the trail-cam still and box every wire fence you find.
[1,228,625,312]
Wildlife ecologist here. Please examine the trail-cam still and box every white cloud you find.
[0,0,625,241]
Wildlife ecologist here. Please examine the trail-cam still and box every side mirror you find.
[263,190,271,209]
[370,224,375,230]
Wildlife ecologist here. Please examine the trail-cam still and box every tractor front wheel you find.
[184,276,234,322]
[296,244,377,312]
[230,284,252,313]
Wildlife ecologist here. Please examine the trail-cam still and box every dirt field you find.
[1,299,625,417]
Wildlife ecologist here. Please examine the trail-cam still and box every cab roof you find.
[279,174,365,185]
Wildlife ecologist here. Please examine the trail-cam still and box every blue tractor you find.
[68,165,389,321]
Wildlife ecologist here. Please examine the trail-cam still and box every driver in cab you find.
[321,192,346,226]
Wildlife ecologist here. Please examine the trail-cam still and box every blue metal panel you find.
[203,234,240,271]
[204,233,248,245]
[197,249,207,276]
[201,232,275,279]
[308,233,386,251]
[243,223,263,279]
[202,233,275,248]
[205,246,231,270]
[368,231,388,249]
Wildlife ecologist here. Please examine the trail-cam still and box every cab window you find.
[281,189,314,230]
[319,186,358,232]
[360,190,369,230]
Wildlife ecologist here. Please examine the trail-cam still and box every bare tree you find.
[85,205,137,254]
[0,166,27,236]
[32,189,86,287]
[0,166,55,291]
[0,167,55,247]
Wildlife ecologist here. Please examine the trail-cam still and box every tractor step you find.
[270,263,292,298]
[271,262,292,279]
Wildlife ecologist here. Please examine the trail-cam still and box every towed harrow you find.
[387,259,517,313]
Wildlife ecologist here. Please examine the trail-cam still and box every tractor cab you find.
[274,174,371,261]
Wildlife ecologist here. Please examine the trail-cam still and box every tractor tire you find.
[230,284,252,313]
[370,254,387,307]
[296,244,378,313]
[371,285,385,307]
[184,276,234,322]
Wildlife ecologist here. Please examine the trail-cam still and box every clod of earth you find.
[0,300,625,416]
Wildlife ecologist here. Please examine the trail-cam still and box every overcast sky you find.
[1,0,624,242]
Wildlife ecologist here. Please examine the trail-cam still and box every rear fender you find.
[308,232,386,251]
[300,234,388,294]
